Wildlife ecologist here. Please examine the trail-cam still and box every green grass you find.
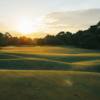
[0,46,100,100]
[0,70,99,100]
[0,46,100,72]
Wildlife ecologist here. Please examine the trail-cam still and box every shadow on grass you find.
[0,59,71,70]
[0,52,100,72]
[2,52,100,63]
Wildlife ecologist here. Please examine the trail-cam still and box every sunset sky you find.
[0,0,100,37]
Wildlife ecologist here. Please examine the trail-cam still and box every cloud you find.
[43,9,100,33]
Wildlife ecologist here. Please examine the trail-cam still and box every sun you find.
[17,17,39,34]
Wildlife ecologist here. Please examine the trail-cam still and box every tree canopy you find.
[0,21,100,49]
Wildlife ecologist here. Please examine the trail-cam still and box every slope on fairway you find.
[0,46,100,72]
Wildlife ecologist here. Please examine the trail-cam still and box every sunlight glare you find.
[17,17,41,34]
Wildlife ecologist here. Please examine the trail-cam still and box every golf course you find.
[0,46,100,100]
[0,46,100,71]
[0,0,100,99]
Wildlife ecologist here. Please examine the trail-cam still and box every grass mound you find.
[0,46,100,72]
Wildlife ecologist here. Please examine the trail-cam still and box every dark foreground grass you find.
[0,70,99,100]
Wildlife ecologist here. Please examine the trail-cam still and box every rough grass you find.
[0,46,100,72]
[0,70,99,100]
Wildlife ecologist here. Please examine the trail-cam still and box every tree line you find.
[0,21,100,49]
[0,32,33,46]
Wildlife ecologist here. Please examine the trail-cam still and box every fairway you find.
[0,70,99,100]
[0,46,100,72]
[0,46,100,100]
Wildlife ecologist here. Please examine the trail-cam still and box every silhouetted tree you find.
[0,21,100,49]
[0,32,5,46]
